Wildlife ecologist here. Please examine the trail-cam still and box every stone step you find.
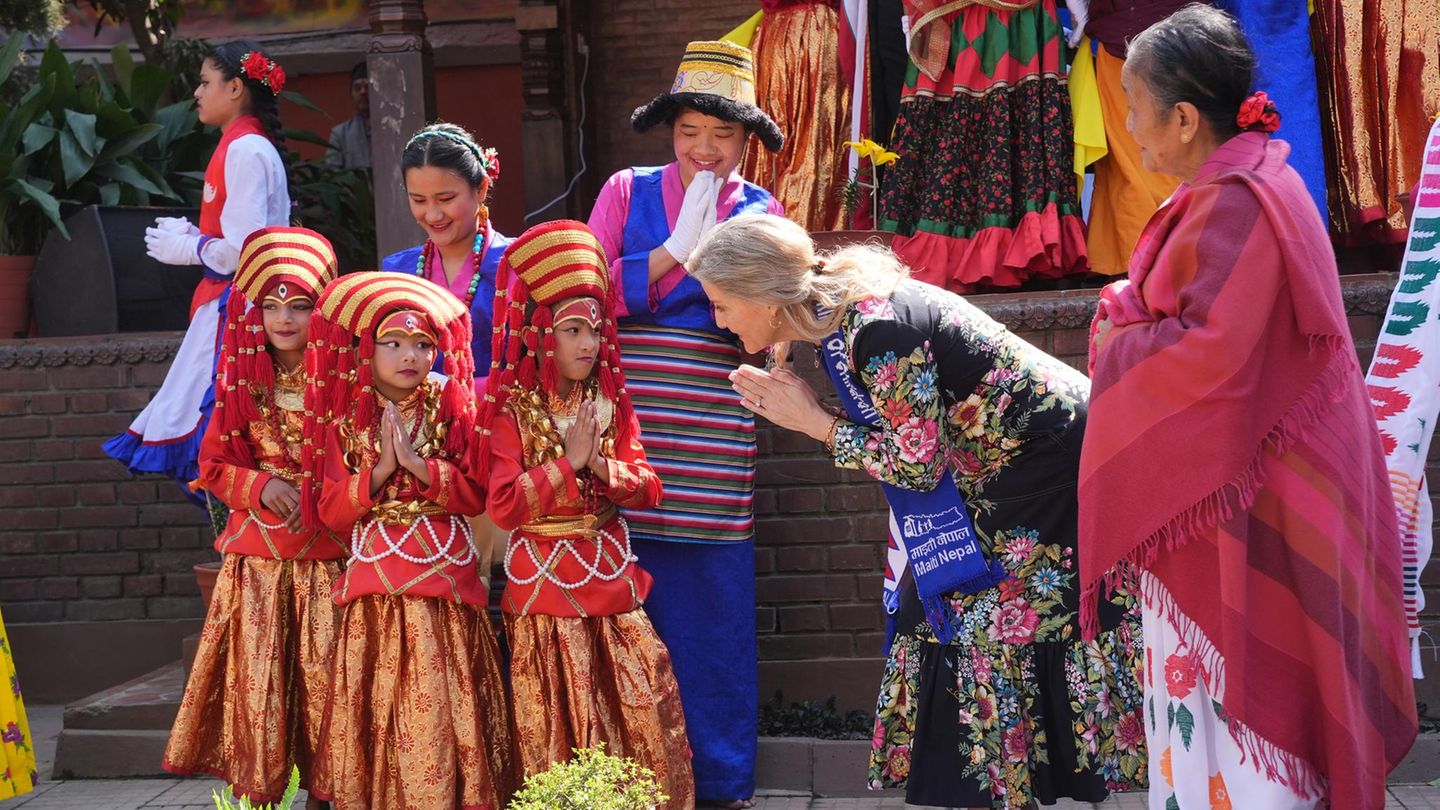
[61,660,184,731]
[52,728,172,779]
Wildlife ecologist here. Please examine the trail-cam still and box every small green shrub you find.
[510,743,668,810]
[211,765,299,810]
[757,691,873,740]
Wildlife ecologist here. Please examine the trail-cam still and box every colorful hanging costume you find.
[587,39,785,803]
[1313,0,1440,246]
[0,608,35,801]
[162,227,345,802]
[1078,0,1185,277]
[303,272,512,810]
[1081,133,1418,809]
[105,114,291,495]
[1364,118,1440,677]
[740,0,853,230]
[478,219,693,808]
[880,0,1088,289]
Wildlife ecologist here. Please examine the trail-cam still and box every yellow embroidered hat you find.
[631,40,784,152]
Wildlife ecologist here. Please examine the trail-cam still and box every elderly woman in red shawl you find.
[1081,6,1417,810]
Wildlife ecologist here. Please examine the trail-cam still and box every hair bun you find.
[1237,91,1280,133]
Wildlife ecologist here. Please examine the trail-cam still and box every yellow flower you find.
[843,139,878,159]
[873,147,900,166]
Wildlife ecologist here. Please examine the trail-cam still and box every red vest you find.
[191,115,270,316]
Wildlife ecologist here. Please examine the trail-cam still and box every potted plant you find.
[213,765,300,809]
[509,744,669,810]
[0,36,196,336]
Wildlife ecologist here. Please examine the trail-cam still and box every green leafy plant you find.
[0,37,193,254]
[509,743,669,810]
[211,765,300,809]
[0,0,66,39]
[758,691,873,740]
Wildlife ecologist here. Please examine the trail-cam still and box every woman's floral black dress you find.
[829,280,1146,808]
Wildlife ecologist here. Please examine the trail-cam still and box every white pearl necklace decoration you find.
[503,516,637,591]
[248,509,291,531]
[350,514,478,567]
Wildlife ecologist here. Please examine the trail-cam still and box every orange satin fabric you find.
[1087,47,1181,277]
[740,2,852,230]
[1314,0,1440,244]
[506,610,694,809]
[314,596,514,810]
[162,555,342,802]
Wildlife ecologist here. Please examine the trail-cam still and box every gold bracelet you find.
[823,413,842,455]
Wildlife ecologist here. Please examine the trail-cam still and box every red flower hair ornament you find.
[241,51,285,95]
[1237,90,1280,133]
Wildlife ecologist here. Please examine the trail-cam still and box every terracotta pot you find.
[0,255,35,339]
[194,561,223,613]
[809,229,892,253]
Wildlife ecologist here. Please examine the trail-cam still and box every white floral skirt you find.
[1140,571,1322,810]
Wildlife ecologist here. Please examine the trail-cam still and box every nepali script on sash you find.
[821,329,1009,644]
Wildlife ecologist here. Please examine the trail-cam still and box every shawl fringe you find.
[1082,337,1350,639]
[1139,573,1328,800]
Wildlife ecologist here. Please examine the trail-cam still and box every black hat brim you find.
[631,92,785,152]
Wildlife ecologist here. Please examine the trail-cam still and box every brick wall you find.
[0,338,212,625]
[2,277,1436,706]
[586,1,756,178]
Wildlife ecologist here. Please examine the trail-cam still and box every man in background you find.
[328,61,370,169]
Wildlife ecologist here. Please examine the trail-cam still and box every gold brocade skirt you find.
[739,2,852,231]
[506,609,695,809]
[313,595,514,810]
[162,555,342,802]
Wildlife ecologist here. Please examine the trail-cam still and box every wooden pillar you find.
[517,0,589,225]
[367,0,436,261]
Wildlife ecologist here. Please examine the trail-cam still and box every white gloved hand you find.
[663,170,719,265]
[153,216,199,237]
[145,226,201,266]
[1064,0,1089,47]
[694,173,727,246]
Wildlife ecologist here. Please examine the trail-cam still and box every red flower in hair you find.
[1236,90,1280,133]
[242,52,270,82]
[268,64,286,94]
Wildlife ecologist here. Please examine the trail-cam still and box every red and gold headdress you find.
[214,227,336,463]
[478,220,635,455]
[300,271,475,525]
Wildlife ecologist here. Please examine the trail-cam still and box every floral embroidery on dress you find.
[868,526,1146,807]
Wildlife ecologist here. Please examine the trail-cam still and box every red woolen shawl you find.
[1079,133,1416,808]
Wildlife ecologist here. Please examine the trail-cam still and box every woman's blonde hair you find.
[688,214,908,344]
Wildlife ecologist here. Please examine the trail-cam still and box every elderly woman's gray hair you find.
[688,214,908,343]
[1126,4,1258,140]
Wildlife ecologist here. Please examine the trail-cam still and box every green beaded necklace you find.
[416,227,486,308]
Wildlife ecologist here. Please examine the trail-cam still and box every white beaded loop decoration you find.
[247,509,292,530]
[350,514,478,567]
[503,515,637,591]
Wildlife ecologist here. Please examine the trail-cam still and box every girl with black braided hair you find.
[382,122,512,395]
[105,40,292,497]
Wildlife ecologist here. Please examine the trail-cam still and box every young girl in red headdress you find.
[105,41,291,496]
[301,272,512,810]
[478,220,693,807]
[162,227,344,809]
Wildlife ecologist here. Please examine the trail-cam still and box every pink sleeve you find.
[587,169,634,318]
[767,196,786,217]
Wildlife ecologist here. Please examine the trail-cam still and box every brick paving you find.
[5,706,1437,809]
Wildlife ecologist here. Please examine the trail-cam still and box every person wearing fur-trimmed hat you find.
[477,220,694,807]
[162,227,344,809]
[585,39,785,808]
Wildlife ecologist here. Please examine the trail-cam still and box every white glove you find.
[145,226,201,266]
[153,216,199,237]
[694,173,727,245]
[663,170,720,265]
[1064,0,1088,47]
